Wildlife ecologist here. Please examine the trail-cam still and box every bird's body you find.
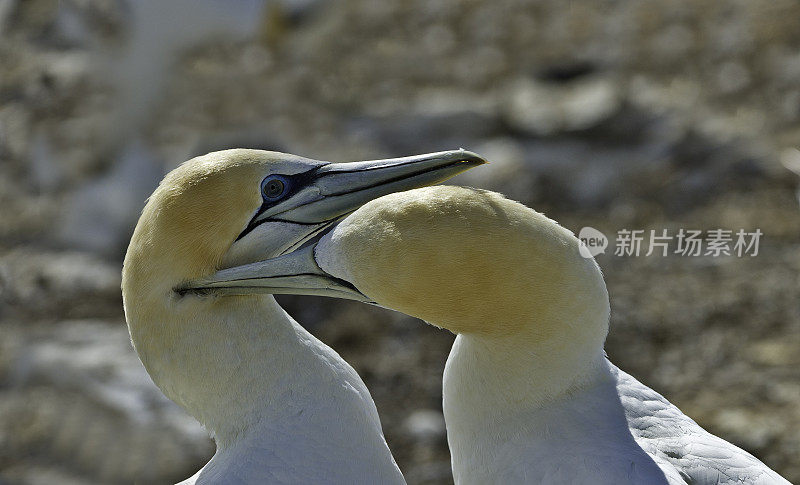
[612,363,784,485]
[259,185,790,484]
[163,297,403,484]
[122,149,485,483]
[446,347,784,484]
[171,297,404,485]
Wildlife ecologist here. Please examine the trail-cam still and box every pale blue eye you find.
[262,176,289,200]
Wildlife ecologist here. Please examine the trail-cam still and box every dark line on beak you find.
[179,274,363,296]
[233,154,480,241]
[315,158,472,197]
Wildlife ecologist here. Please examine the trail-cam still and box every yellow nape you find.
[123,149,269,299]
[122,149,312,431]
[320,186,610,341]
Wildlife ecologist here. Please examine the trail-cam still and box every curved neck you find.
[443,329,608,425]
[127,294,405,482]
[127,294,385,449]
[439,304,609,482]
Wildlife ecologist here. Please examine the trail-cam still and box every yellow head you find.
[122,148,486,305]
[124,150,269,299]
[316,186,610,343]
[121,149,485,428]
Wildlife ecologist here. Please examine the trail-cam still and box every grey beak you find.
[182,149,486,296]
[181,243,370,302]
[251,149,486,225]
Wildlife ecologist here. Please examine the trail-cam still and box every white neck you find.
[129,295,404,483]
[441,313,609,483]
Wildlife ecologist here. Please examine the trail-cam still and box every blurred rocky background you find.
[1,0,799,483]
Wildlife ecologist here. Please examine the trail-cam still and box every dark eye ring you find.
[262,176,287,200]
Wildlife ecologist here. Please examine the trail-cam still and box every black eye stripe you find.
[234,164,328,242]
[258,165,324,207]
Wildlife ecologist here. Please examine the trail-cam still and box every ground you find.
[0,0,798,483]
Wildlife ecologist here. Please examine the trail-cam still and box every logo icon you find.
[578,227,608,258]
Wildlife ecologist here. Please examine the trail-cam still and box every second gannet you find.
[122,149,485,484]
[198,186,791,484]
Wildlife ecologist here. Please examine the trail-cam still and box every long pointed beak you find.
[251,149,486,225]
[181,244,370,302]
[185,149,486,295]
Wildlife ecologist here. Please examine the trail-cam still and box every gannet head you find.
[234,185,610,344]
[122,150,485,424]
[123,149,485,301]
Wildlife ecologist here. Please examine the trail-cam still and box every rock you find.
[0,249,121,320]
[0,321,213,483]
[57,139,162,256]
[503,76,621,135]
[403,409,446,442]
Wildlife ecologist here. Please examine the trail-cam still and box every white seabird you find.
[122,149,486,484]
[212,185,791,484]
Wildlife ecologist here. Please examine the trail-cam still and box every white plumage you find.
[449,356,788,484]
[260,185,790,484]
[123,149,484,483]
[173,298,405,485]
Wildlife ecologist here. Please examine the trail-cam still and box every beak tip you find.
[454,148,489,166]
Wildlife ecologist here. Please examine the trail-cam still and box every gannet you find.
[199,185,791,484]
[122,149,485,484]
